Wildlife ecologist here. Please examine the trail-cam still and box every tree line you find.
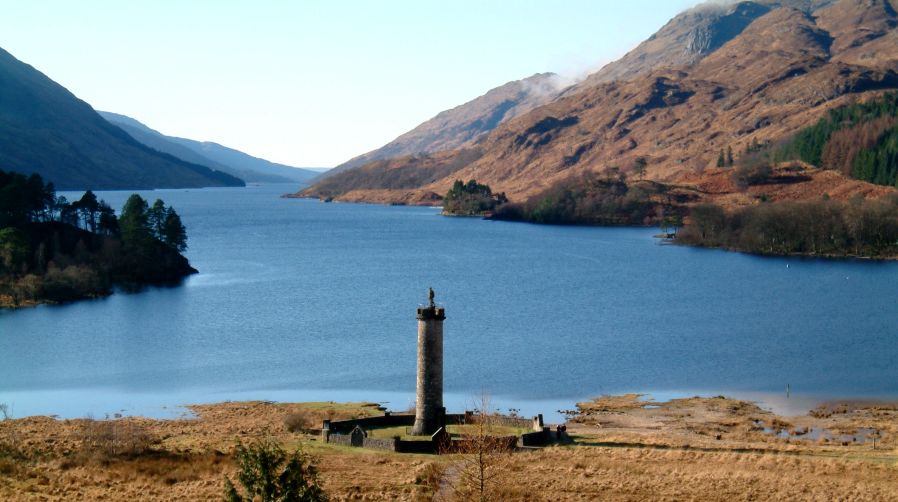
[677,195,898,257]
[492,172,676,226]
[0,169,186,250]
[0,169,193,306]
[775,92,898,187]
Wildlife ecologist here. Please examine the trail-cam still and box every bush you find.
[40,264,109,302]
[77,419,156,462]
[224,438,327,502]
[63,419,154,469]
[284,411,316,434]
[732,152,772,189]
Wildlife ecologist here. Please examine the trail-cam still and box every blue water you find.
[1,183,897,421]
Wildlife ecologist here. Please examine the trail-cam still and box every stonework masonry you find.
[411,302,445,436]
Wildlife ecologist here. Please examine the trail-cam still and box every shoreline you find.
[291,194,898,261]
[4,388,897,423]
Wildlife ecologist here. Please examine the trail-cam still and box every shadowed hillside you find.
[0,48,244,190]
[99,112,319,184]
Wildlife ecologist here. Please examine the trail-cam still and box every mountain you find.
[327,73,569,176]
[298,0,898,208]
[0,47,243,190]
[576,0,836,88]
[99,112,319,184]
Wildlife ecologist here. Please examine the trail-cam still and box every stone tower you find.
[411,288,446,436]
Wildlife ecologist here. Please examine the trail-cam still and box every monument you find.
[411,287,446,436]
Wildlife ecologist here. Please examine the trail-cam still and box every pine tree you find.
[162,208,188,252]
[717,149,726,168]
[148,199,167,240]
[224,439,327,502]
[119,194,150,245]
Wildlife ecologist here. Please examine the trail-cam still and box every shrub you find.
[224,438,327,502]
[40,264,109,302]
[284,411,316,434]
[76,419,156,463]
[732,152,772,189]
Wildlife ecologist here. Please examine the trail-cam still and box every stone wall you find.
[521,429,549,447]
[396,440,437,454]
[324,413,415,435]
[363,437,399,451]
[483,415,534,429]
[322,412,554,453]
[326,433,354,447]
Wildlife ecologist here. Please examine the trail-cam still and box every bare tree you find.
[450,394,514,502]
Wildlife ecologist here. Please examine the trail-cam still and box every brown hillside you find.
[326,73,566,175]
[299,0,898,208]
[570,1,836,90]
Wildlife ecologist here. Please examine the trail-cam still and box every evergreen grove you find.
[776,92,898,186]
[0,169,193,306]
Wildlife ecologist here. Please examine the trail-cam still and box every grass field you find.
[1,397,896,501]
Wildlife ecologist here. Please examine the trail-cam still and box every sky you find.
[0,0,699,168]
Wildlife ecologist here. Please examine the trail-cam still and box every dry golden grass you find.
[1,397,896,501]
[492,446,898,501]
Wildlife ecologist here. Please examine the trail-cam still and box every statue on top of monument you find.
[428,287,435,307]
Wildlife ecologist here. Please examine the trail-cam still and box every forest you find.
[776,92,898,186]
[0,169,195,307]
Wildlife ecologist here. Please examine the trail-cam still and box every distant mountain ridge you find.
[0,47,243,190]
[327,72,569,175]
[99,112,320,184]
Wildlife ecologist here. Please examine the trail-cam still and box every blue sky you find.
[0,1,698,167]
